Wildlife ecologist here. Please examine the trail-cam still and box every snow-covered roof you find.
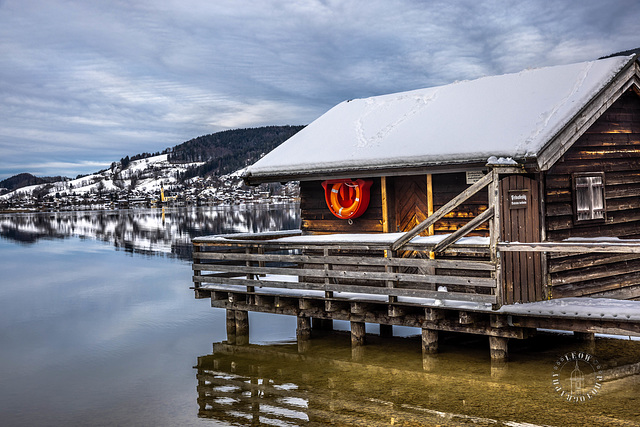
[245,55,639,183]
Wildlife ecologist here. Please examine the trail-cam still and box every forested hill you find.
[0,173,66,192]
[169,125,304,180]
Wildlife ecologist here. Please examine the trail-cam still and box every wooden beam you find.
[194,266,498,288]
[488,169,503,308]
[432,206,494,254]
[196,278,497,304]
[194,251,495,271]
[427,174,434,235]
[381,176,390,233]
[391,171,494,250]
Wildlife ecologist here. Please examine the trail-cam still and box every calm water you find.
[1,205,639,426]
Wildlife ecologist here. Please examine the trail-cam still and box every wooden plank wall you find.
[300,179,383,234]
[545,90,640,300]
[300,173,489,236]
[432,173,489,236]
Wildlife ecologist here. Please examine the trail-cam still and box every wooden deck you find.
[192,230,640,361]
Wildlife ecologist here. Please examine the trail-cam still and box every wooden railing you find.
[193,232,497,306]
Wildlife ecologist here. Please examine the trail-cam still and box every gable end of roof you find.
[536,56,640,171]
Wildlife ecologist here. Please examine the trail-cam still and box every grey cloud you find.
[1,0,639,179]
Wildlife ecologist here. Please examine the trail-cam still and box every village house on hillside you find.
[193,55,640,361]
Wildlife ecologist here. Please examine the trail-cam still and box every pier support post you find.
[380,324,393,337]
[422,328,439,354]
[226,309,236,345]
[489,336,508,361]
[350,321,366,347]
[351,321,366,361]
[574,331,595,341]
[421,328,439,371]
[235,310,249,346]
[297,316,311,353]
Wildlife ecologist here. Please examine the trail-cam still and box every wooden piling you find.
[235,310,249,346]
[422,328,438,355]
[297,316,311,353]
[350,321,366,347]
[226,309,236,345]
[489,336,508,361]
[574,331,595,342]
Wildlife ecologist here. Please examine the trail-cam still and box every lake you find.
[1,205,639,426]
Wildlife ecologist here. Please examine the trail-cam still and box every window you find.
[573,173,605,222]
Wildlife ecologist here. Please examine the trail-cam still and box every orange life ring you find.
[321,179,372,219]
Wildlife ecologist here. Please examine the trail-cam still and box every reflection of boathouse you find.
[195,336,640,425]
[192,55,640,360]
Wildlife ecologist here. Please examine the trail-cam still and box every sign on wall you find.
[508,189,529,209]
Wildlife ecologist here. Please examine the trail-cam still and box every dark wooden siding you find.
[545,90,640,299]
[300,173,489,236]
[300,179,383,234]
[432,173,489,236]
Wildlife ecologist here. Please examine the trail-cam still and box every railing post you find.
[489,168,503,309]
[193,243,202,292]
[246,247,255,305]
[386,250,398,304]
[324,248,334,312]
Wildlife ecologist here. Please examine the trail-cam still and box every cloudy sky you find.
[1,0,639,180]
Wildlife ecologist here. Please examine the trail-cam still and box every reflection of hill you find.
[0,205,300,261]
[196,334,640,426]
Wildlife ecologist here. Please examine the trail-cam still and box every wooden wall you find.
[545,89,640,299]
[432,173,489,236]
[299,172,489,236]
[300,179,383,234]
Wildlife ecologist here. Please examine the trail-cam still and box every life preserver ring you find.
[321,179,372,219]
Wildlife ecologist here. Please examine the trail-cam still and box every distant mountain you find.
[600,47,640,59]
[0,125,305,208]
[0,173,66,192]
[1,125,305,195]
[169,125,305,180]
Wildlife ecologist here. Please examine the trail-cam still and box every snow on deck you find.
[499,297,640,321]
[196,231,490,246]
[246,56,633,178]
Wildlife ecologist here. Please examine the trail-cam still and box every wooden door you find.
[394,176,429,234]
[500,175,543,304]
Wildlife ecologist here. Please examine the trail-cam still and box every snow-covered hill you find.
[0,154,298,210]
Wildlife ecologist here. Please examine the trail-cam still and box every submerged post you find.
[351,321,365,346]
[226,309,236,345]
[422,328,439,354]
[489,336,508,361]
[297,316,311,353]
[235,310,249,346]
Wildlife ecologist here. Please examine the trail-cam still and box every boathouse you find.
[192,55,640,361]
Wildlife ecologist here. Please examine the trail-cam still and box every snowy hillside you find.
[0,153,299,210]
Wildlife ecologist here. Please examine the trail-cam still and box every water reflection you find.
[0,204,300,260]
[196,333,640,426]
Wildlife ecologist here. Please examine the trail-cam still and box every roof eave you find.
[244,158,512,185]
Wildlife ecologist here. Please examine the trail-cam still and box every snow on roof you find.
[246,56,634,181]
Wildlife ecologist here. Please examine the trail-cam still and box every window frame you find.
[572,172,606,225]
